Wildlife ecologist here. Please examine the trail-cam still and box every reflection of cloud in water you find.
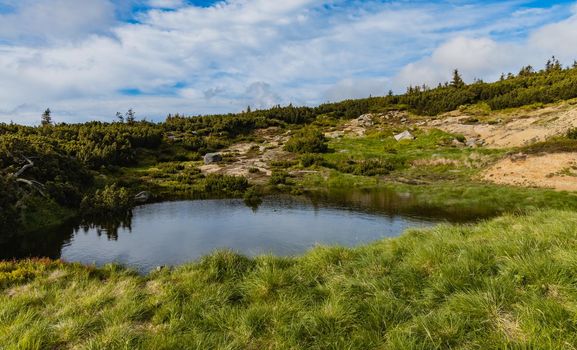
[2,191,481,273]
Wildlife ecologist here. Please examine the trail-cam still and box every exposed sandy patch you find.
[483,153,577,191]
[329,111,411,138]
[199,129,291,183]
[430,104,577,148]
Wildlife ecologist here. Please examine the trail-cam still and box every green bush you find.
[203,174,249,195]
[567,128,577,140]
[326,158,401,176]
[300,153,325,167]
[284,128,328,154]
[81,184,133,216]
[269,170,290,185]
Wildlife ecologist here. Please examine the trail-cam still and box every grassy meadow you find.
[3,210,577,349]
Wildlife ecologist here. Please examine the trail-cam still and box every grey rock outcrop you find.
[204,153,223,164]
[394,130,415,141]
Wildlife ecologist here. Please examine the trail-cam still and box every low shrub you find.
[269,170,290,185]
[284,128,328,154]
[326,158,403,176]
[203,174,249,195]
[567,128,577,140]
[300,153,325,167]
[81,184,133,215]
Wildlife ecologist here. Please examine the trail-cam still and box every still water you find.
[2,191,481,272]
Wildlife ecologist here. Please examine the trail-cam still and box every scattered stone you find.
[204,153,223,164]
[394,130,415,141]
[465,138,485,148]
[510,152,528,162]
[452,139,464,147]
[134,191,151,203]
[357,114,375,127]
[325,131,344,139]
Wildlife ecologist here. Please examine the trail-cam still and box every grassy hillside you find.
[2,59,577,233]
[2,210,577,349]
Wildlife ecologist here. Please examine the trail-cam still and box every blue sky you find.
[0,0,576,124]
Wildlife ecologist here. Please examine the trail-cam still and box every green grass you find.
[299,171,577,217]
[2,210,577,349]
[320,129,505,181]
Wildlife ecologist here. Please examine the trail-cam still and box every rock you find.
[356,114,375,127]
[510,152,528,162]
[325,131,344,139]
[465,137,485,148]
[134,191,151,202]
[452,139,464,147]
[204,153,223,164]
[465,138,484,148]
[394,130,415,141]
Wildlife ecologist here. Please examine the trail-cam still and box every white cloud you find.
[0,0,116,43]
[393,8,577,90]
[147,0,186,9]
[0,0,576,125]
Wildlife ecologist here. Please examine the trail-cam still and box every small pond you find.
[1,190,486,273]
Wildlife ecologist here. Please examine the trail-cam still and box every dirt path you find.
[482,153,577,191]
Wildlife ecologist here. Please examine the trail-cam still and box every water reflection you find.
[0,190,488,272]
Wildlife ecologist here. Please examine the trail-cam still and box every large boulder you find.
[204,153,223,164]
[394,130,415,141]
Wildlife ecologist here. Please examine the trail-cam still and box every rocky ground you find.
[429,101,577,191]
[198,100,577,192]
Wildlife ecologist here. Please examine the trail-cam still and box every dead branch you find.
[15,178,47,198]
[13,156,34,178]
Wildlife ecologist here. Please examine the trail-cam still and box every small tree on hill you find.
[518,65,534,76]
[125,109,135,124]
[450,69,465,88]
[545,56,562,72]
[41,108,52,126]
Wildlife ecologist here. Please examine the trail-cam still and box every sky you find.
[1,0,577,124]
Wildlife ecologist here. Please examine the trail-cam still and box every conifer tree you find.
[450,69,465,88]
[41,108,52,126]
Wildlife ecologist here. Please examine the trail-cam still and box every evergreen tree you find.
[125,109,135,124]
[41,108,52,126]
[518,65,534,76]
[451,69,465,88]
[116,112,124,123]
[546,56,561,72]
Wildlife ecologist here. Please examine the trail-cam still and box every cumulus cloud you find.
[0,0,576,124]
[393,8,577,90]
[0,0,116,43]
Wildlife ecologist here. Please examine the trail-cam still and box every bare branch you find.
[15,178,47,198]
[13,156,34,178]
